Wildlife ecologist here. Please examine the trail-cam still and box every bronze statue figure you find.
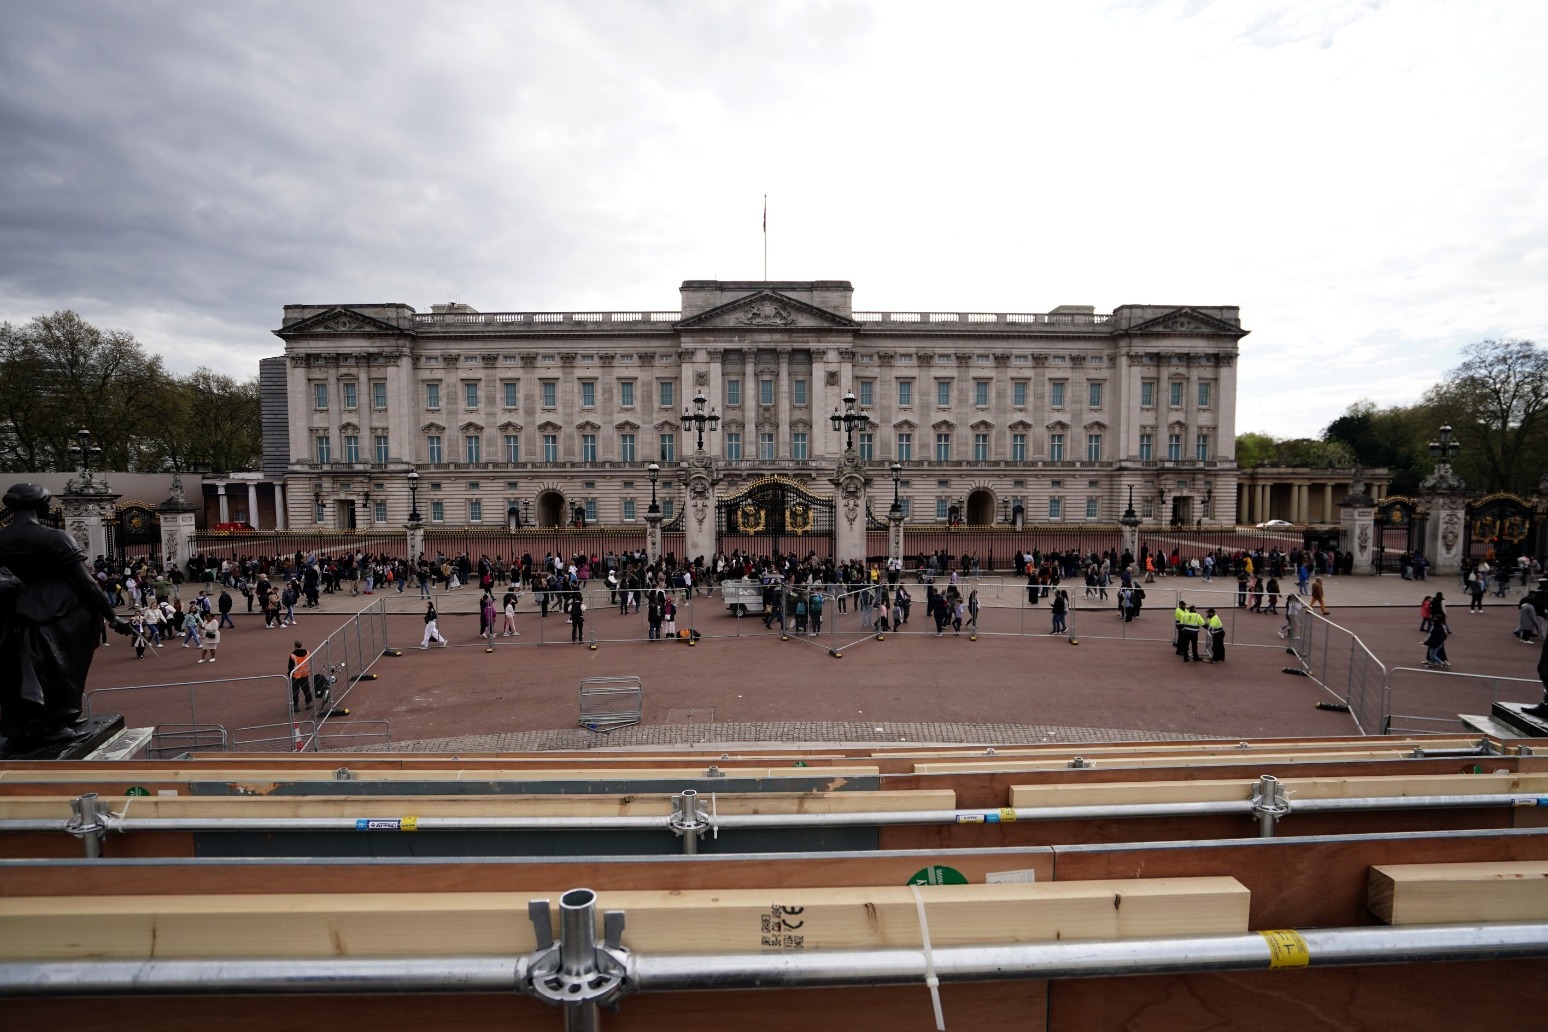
[0,483,130,751]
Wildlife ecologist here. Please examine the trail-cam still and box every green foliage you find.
[1233,432,1355,470]
[0,311,262,475]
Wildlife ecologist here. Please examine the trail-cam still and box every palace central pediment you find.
[275,306,411,338]
[1125,307,1244,337]
[676,290,859,331]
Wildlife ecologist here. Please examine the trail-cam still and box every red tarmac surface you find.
[83,579,1548,748]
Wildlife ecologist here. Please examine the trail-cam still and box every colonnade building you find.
[268,280,1246,532]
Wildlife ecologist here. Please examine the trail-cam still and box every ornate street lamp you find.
[647,462,660,515]
[889,461,903,517]
[1122,484,1138,522]
[406,469,421,523]
[1428,424,1462,464]
[68,428,102,489]
[829,389,870,452]
[680,390,720,452]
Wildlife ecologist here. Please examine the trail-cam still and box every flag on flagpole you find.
[763,195,766,233]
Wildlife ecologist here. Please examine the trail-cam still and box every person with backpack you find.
[569,592,587,643]
[419,602,447,649]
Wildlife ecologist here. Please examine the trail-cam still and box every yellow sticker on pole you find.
[401,816,418,832]
[1259,929,1310,969]
[998,807,1017,823]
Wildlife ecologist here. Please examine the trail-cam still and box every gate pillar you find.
[60,488,119,567]
[645,509,664,564]
[1340,472,1376,574]
[157,477,198,573]
[1419,464,1468,576]
[683,451,718,565]
[830,451,872,565]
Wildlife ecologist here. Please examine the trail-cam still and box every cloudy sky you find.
[2,0,1544,439]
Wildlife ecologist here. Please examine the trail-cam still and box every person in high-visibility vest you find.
[287,642,313,710]
[1205,608,1226,663]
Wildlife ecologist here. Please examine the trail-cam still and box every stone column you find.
[889,507,905,568]
[776,348,791,460]
[246,483,259,527]
[1322,484,1333,522]
[216,483,230,524]
[1419,464,1468,576]
[830,450,871,564]
[683,450,718,565]
[157,476,197,573]
[1120,509,1142,567]
[405,520,424,564]
[274,483,287,530]
[644,507,664,564]
[1341,503,1376,573]
[60,486,119,567]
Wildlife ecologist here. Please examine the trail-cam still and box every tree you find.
[0,311,262,476]
[1234,432,1354,469]
[1323,400,1435,494]
[1423,338,1548,495]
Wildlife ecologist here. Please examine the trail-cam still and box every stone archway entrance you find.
[536,491,566,528]
[966,489,996,526]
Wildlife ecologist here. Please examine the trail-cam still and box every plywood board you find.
[1009,772,1548,809]
[0,877,1249,958]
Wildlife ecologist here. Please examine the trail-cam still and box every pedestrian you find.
[130,614,150,659]
[951,594,965,636]
[1051,589,1068,635]
[180,607,202,648]
[420,602,447,648]
[895,585,911,625]
[1265,577,1280,615]
[648,590,665,640]
[570,593,587,643]
[1419,595,1433,632]
[217,589,235,629]
[967,589,979,634]
[1310,577,1329,615]
[197,612,219,664]
[1468,575,1486,613]
[482,592,498,641]
[1424,612,1450,669]
[874,594,890,635]
[288,641,313,709]
[502,591,519,637]
[810,588,825,634]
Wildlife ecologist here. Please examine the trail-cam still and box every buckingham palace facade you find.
[267,280,1245,533]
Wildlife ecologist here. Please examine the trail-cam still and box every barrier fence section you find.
[83,675,294,757]
[291,597,394,752]
[1383,668,1542,736]
[1283,607,1387,731]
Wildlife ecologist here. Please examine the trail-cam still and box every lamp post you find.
[1120,484,1142,561]
[406,470,422,524]
[889,462,903,517]
[829,389,870,453]
[680,391,720,453]
[644,461,663,563]
[647,462,660,515]
[1428,424,1462,468]
[68,428,103,491]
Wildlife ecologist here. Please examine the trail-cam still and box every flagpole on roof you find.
[763,194,767,281]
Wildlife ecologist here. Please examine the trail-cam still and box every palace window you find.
[465,435,480,464]
[935,433,951,461]
[1141,380,1155,408]
[1170,381,1184,407]
[581,433,597,462]
[725,432,742,461]
[897,432,913,461]
[975,381,989,407]
[585,498,597,522]
[426,435,442,464]
[342,382,357,409]
[759,432,775,460]
[543,434,558,463]
[464,382,479,409]
[343,435,359,464]
[425,383,440,409]
[1140,433,1153,461]
[937,380,952,407]
[898,379,913,407]
[314,499,325,524]
[1167,433,1182,461]
[620,380,635,407]
[792,432,808,460]
[1049,433,1064,461]
[858,380,874,407]
[469,500,483,523]
[581,381,596,408]
[314,434,331,463]
[1087,434,1102,462]
[313,383,328,409]
[793,379,807,406]
[503,381,518,408]
[1048,496,1062,519]
[973,433,988,461]
[858,432,874,461]
[504,434,520,462]
[373,500,386,523]
[372,381,387,409]
[935,497,950,520]
[724,379,740,406]
[374,435,389,464]
[759,379,774,405]
[1086,497,1099,518]
[1050,381,1065,408]
[1013,381,1027,407]
[542,382,557,408]
[619,433,635,463]
[1196,433,1210,461]
[1011,433,1026,461]
[1088,382,1103,408]
[659,380,675,408]
[659,432,676,462]
[622,498,636,522]
[662,498,675,520]
[430,500,444,523]
[1198,382,1212,407]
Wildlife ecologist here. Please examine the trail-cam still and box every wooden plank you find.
[0,764,881,784]
[0,847,1061,898]
[0,789,957,821]
[1009,772,1548,809]
[876,736,1486,760]
[921,751,1421,774]
[0,878,1249,958]
[1369,860,1548,924]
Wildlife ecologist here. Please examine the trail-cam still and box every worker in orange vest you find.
[287,641,313,710]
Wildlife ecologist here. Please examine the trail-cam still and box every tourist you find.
[197,611,219,664]
[420,602,447,649]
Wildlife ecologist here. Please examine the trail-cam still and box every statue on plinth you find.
[0,484,131,753]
